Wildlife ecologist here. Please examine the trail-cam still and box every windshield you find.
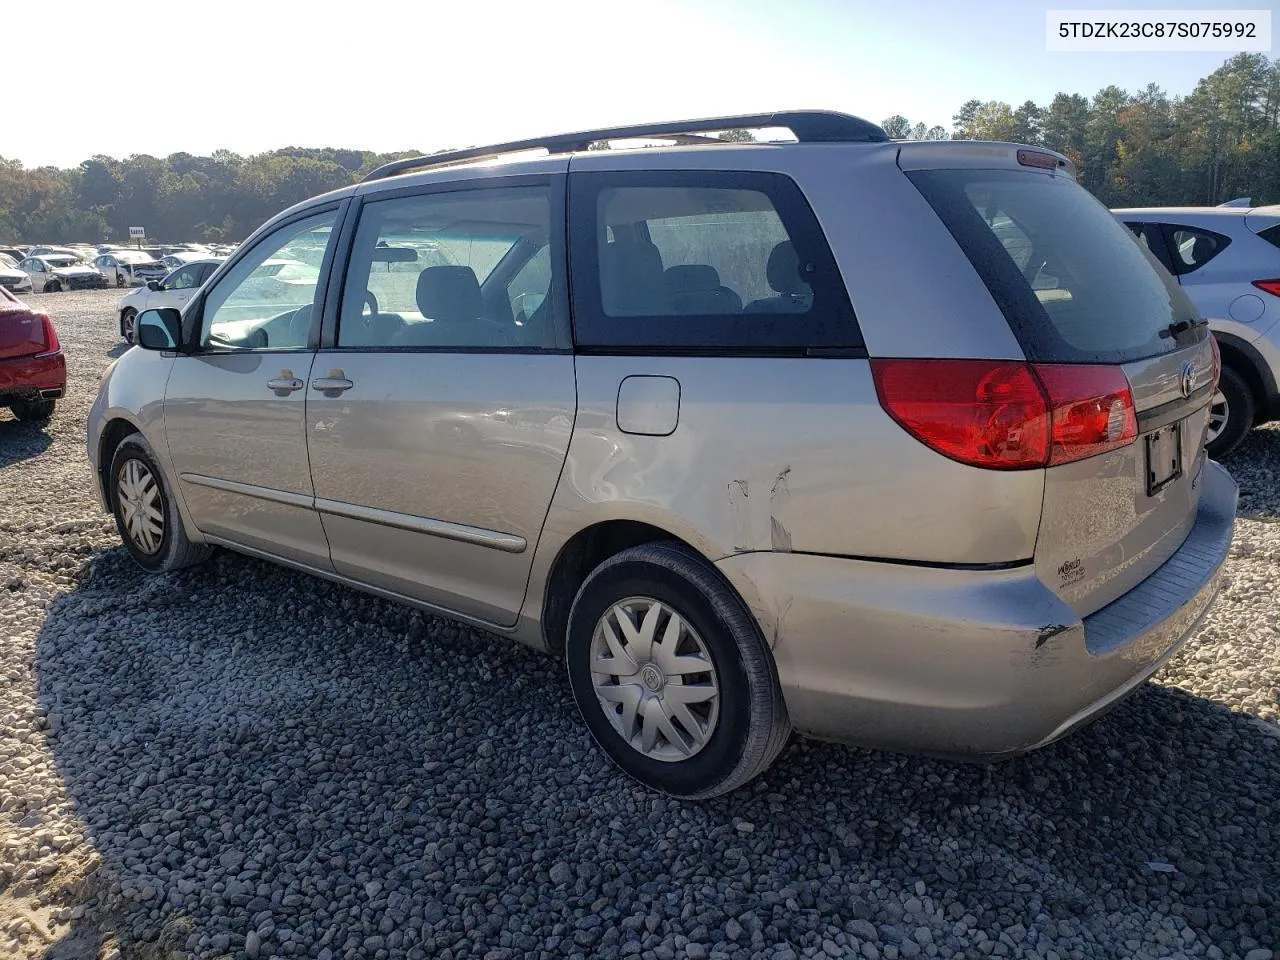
[45,257,78,268]
[0,254,16,269]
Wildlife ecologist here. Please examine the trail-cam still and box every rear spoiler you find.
[895,141,1078,180]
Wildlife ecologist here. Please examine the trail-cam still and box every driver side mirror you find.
[146,280,163,292]
[136,308,183,351]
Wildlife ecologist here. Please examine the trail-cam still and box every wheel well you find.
[1216,339,1267,424]
[541,520,689,656]
[98,419,139,509]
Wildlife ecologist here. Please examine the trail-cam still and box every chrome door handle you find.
[311,374,354,394]
[267,374,305,394]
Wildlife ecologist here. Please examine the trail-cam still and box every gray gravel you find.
[1,288,1278,960]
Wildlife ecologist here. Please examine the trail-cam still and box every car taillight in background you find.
[1251,279,1280,298]
[871,359,1137,470]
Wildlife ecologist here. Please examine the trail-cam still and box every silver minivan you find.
[88,112,1237,798]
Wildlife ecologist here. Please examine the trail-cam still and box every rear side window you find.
[1166,225,1231,275]
[569,171,860,352]
[1122,221,1177,274]
[908,169,1199,364]
[1259,224,1280,249]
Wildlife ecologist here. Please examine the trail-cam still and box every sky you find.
[3,0,1268,169]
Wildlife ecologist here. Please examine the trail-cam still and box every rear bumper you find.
[716,459,1238,758]
[0,352,66,401]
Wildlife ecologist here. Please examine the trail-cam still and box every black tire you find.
[120,308,137,343]
[565,541,791,798]
[1205,364,1254,460]
[45,280,61,293]
[10,399,55,422]
[116,273,126,288]
[108,433,211,572]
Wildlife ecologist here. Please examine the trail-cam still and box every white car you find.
[117,258,223,341]
[94,251,170,288]
[0,252,34,295]
[18,255,110,292]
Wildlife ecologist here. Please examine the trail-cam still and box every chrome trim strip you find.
[180,473,314,509]
[314,497,527,553]
[180,474,527,554]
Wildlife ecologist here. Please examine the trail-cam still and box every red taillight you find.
[871,359,1049,469]
[871,359,1137,470]
[38,314,60,355]
[1252,279,1280,298]
[1033,364,1137,465]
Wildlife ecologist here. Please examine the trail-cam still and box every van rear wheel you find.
[565,541,791,798]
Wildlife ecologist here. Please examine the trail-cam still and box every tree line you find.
[890,53,1280,207]
[1,53,1278,243]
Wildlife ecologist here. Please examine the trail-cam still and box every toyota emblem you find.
[1180,361,1195,398]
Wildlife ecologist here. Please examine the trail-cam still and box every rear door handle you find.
[267,372,305,394]
[311,372,354,394]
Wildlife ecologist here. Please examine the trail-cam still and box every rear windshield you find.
[908,169,1199,364]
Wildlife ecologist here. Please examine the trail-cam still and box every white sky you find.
[4,0,1251,168]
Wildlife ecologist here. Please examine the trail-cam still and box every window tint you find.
[1167,225,1231,274]
[198,262,220,283]
[1258,224,1280,249]
[200,210,336,351]
[909,169,1200,364]
[1122,222,1176,274]
[570,171,858,352]
[339,186,562,350]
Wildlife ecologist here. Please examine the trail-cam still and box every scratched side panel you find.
[544,356,1044,564]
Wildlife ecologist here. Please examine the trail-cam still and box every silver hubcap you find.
[1206,389,1229,444]
[590,597,720,762]
[123,313,135,342]
[116,459,164,554]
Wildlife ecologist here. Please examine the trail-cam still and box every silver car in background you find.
[88,113,1237,797]
[1116,205,1280,457]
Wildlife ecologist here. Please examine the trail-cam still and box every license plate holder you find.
[1145,422,1183,496]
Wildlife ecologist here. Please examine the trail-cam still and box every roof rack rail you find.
[360,110,889,183]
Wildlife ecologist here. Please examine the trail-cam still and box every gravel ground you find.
[1,288,1277,960]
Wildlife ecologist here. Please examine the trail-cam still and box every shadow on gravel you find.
[0,415,54,467]
[105,343,129,360]
[1222,425,1280,522]
[30,547,1280,958]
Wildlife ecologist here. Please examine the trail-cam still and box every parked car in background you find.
[1,247,29,263]
[90,112,1236,798]
[27,245,83,260]
[161,250,214,271]
[93,251,170,288]
[0,286,64,421]
[1117,205,1280,457]
[0,253,34,295]
[117,258,223,342]
[19,255,110,292]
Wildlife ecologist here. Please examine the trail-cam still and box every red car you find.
[0,286,65,421]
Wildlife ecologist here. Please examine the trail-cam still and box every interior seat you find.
[663,264,742,314]
[600,239,665,315]
[393,265,485,347]
[744,240,814,313]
